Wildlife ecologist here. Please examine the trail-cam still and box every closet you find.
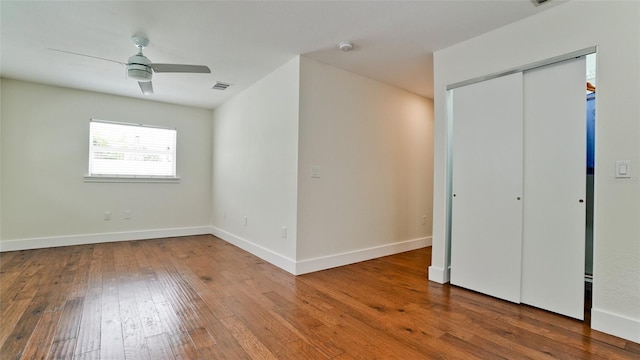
[449,54,588,320]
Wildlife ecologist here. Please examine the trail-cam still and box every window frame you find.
[84,119,180,183]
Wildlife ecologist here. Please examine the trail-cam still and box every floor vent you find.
[212,82,232,90]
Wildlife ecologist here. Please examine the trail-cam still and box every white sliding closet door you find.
[450,73,524,303]
[521,57,586,320]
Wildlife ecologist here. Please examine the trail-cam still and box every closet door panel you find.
[522,57,586,320]
[451,72,524,303]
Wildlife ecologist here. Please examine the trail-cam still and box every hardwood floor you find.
[1,235,638,359]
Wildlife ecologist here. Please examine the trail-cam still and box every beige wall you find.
[431,1,640,342]
[3,56,435,276]
[297,57,434,262]
[211,56,434,273]
[1,79,213,246]
[0,78,3,239]
[211,57,300,263]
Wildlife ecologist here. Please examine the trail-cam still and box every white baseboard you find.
[3,227,431,278]
[591,308,640,343]
[210,226,297,274]
[210,227,431,276]
[294,236,431,275]
[0,226,212,252]
[428,265,451,284]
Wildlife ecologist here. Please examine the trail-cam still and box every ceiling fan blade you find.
[150,64,211,73]
[48,48,126,65]
[139,81,153,95]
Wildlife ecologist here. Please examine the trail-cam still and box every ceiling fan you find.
[49,36,211,95]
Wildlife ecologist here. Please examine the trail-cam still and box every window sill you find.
[83,175,180,184]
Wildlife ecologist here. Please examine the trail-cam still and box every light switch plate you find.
[311,166,321,178]
[615,160,631,178]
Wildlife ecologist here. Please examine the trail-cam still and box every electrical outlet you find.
[422,215,427,225]
[104,211,111,221]
[244,216,248,226]
[124,210,132,220]
[281,226,287,239]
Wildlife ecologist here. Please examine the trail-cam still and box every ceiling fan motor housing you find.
[127,54,152,81]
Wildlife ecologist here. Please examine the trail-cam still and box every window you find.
[86,119,178,183]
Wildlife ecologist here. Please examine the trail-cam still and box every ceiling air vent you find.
[212,81,232,90]
[531,0,551,5]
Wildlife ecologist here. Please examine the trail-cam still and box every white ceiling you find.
[0,1,562,109]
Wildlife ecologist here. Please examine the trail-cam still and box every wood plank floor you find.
[1,235,638,359]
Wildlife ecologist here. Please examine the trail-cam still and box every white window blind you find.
[88,119,177,179]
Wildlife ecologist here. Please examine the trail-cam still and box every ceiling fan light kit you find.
[128,64,153,82]
[127,54,152,81]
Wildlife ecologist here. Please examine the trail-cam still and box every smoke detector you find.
[339,41,353,52]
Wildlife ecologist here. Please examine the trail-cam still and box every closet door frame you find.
[446,47,595,91]
[446,47,596,318]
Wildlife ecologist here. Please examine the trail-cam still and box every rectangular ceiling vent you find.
[531,0,551,5]
[212,82,232,91]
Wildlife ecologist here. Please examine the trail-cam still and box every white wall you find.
[211,57,300,267]
[0,79,213,249]
[430,1,640,342]
[296,57,433,271]
[0,78,3,241]
[211,56,433,274]
[3,55,434,275]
